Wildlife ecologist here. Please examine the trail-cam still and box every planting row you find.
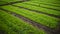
[26,0,60,7]
[1,5,59,29]
[0,0,22,2]
[21,1,60,10]
[13,3,60,16]
[0,10,46,34]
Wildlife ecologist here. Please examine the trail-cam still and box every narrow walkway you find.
[0,8,56,34]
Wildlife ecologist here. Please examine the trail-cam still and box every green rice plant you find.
[25,0,60,6]
[13,3,60,16]
[0,0,21,2]
[1,5,59,29]
[20,1,60,10]
[0,10,47,34]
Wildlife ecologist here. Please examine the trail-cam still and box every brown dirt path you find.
[0,8,57,34]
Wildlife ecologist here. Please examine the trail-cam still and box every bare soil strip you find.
[12,5,60,18]
[0,8,57,34]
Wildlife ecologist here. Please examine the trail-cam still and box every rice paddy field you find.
[0,0,60,34]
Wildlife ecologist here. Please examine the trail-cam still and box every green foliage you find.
[0,0,60,34]
[1,5,59,28]
[0,10,47,34]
